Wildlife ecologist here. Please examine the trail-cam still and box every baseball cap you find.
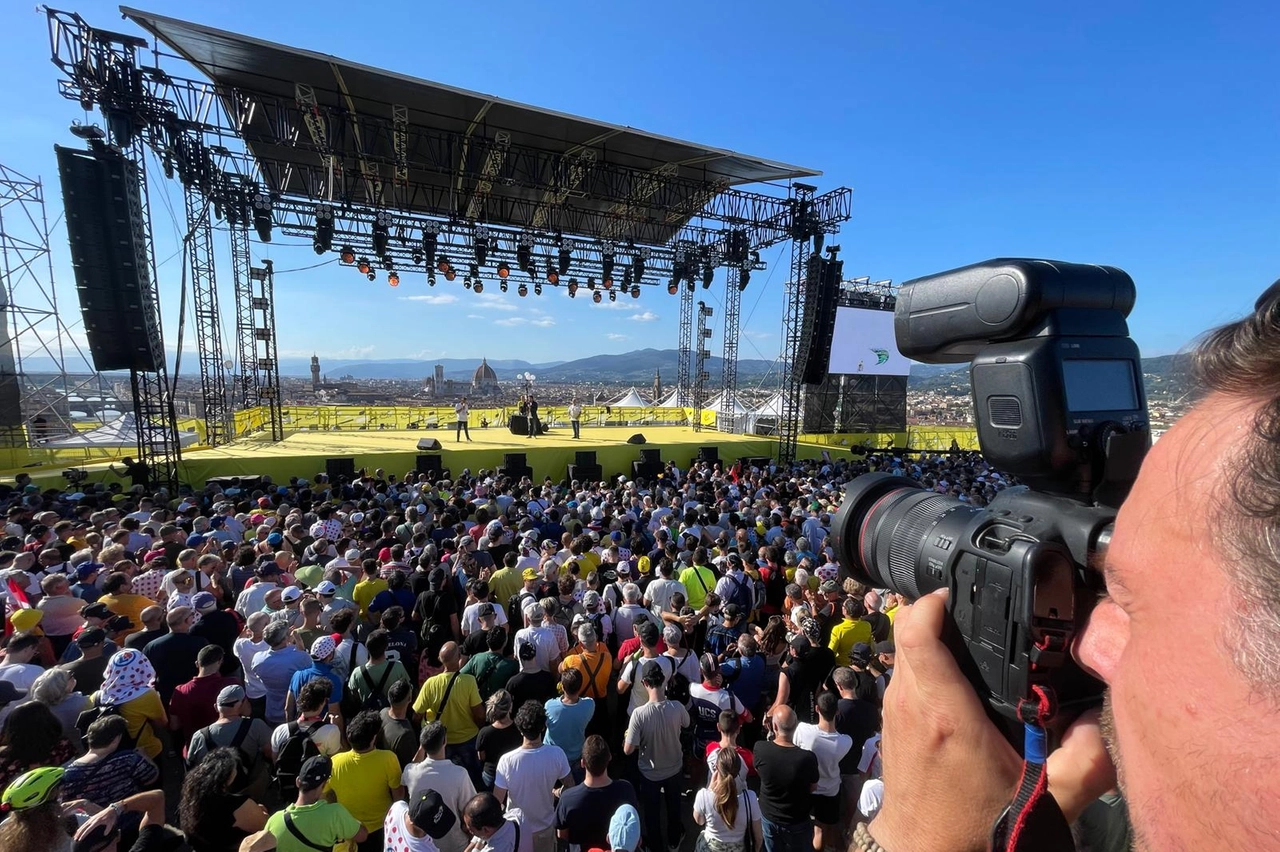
[296,755,332,792]
[459,535,475,547]
[723,603,742,621]
[477,602,495,619]
[315,580,338,596]
[521,568,538,581]
[608,804,641,852]
[582,590,601,611]
[81,602,112,620]
[76,627,106,647]
[217,684,247,706]
[409,790,457,839]
[185,534,206,547]
[281,586,303,603]
[344,548,362,562]
[310,635,337,660]
[192,591,217,612]
[850,642,873,666]
[616,561,631,575]
[75,562,103,581]
[875,641,895,656]
[267,532,284,546]
[142,550,166,564]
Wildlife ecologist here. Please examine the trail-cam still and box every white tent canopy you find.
[702,392,750,415]
[753,391,786,417]
[656,388,681,408]
[608,388,652,408]
[43,412,200,448]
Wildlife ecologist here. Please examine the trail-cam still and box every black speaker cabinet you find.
[626,433,647,444]
[416,455,443,476]
[416,438,442,451]
[567,463,603,482]
[641,448,662,465]
[698,446,719,463]
[325,458,356,482]
[575,451,597,467]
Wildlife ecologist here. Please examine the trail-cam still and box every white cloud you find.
[592,300,639,311]
[339,345,376,358]
[605,333,628,341]
[400,294,458,305]
[466,314,485,320]
[494,316,557,328]
[474,292,519,312]
[744,330,772,339]
[629,311,660,323]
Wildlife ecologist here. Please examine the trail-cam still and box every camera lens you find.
[831,472,976,599]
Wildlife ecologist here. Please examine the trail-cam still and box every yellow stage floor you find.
[174,425,787,484]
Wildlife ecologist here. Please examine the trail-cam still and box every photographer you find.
[859,282,1280,852]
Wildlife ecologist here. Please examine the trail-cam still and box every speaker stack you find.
[326,458,356,482]
[500,452,533,480]
[690,445,720,468]
[632,447,664,481]
[568,450,602,483]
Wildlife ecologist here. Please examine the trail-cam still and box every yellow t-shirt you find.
[412,671,481,744]
[679,566,717,610]
[352,578,388,619]
[828,618,874,668]
[98,593,155,636]
[326,748,402,830]
[91,689,166,759]
[488,568,523,606]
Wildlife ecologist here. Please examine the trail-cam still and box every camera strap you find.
[989,686,1075,852]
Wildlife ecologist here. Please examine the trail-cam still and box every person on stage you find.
[455,397,472,442]
[568,399,583,440]
[527,396,539,439]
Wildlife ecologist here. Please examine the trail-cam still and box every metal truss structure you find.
[0,163,105,446]
[44,8,852,459]
[183,184,230,445]
[693,301,713,432]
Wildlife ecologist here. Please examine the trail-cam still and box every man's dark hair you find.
[560,667,583,696]
[581,734,610,775]
[329,609,355,635]
[362,559,379,577]
[196,644,224,667]
[419,720,447,754]
[816,691,838,721]
[346,710,381,750]
[85,714,130,748]
[641,660,666,690]
[486,626,506,652]
[1194,288,1280,684]
[4,634,39,654]
[366,629,390,659]
[513,699,547,740]
[463,793,505,832]
[388,679,412,706]
[102,572,129,594]
[298,677,333,713]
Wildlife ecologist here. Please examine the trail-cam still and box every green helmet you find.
[1,766,64,811]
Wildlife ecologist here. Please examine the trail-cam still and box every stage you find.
[169,425,793,485]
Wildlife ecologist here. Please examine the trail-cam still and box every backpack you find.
[724,571,754,614]
[661,653,691,704]
[588,610,617,655]
[274,720,325,799]
[355,663,396,713]
[506,591,537,634]
[188,718,255,790]
[75,701,139,752]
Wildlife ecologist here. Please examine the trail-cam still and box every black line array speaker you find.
[801,256,843,385]
[416,438,442,451]
[575,451,597,467]
[641,448,662,465]
[325,458,356,482]
[416,455,443,476]
[626,433,647,444]
[500,452,532,480]
[697,446,720,464]
[55,145,163,372]
[567,463,603,482]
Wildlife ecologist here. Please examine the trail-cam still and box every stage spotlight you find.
[428,273,437,287]
[421,226,438,269]
[587,277,597,290]
[388,271,400,287]
[568,279,578,298]
[601,247,615,280]
[739,269,750,291]
[557,239,572,276]
[546,258,559,286]
[445,268,457,282]
[534,283,543,296]
[516,235,533,271]
[667,281,679,295]
[252,191,273,243]
[357,257,371,275]
[592,290,603,304]
[631,247,648,280]
[313,203,334,255]
[340,245,356,264]
[470,264,480,281]
[518,283,529,297]
[603,276,613,290]
[687,279,696,293]
[412,250,423,265]
[474,226,490,266]
[630,285,641,299]
[497,262,511,279]
[464,277,472,290]
[366,270,376,281]
[474,280,484,293]
[609,290,617,302]
[372,212,390,257]
[622,267,633,290]
[382,256,394,271]
[436,254,452,274]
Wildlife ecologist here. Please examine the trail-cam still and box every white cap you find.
[281,586,303,603]
[315,580,338,595]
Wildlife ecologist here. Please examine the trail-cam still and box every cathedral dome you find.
[473,358,498,386]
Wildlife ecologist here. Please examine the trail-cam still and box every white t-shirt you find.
[705,746,748,788]
[619,654,674,715]
[233,637,270,699]
[693,786,759,843]
[0,662,44,695]
[793,723,852,796]
[857,733,882,779]
[269,718,344,757]
[494,743,571,833]
[512,626,560,675]
[858,778,884,821]
[402,758,477,852]
[384,800,441,852]
[461,602,509,635]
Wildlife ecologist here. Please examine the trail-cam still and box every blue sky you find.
[2,0,1276,370]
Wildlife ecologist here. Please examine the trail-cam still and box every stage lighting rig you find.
[340,246,356,264]
[601,244,615,280]
[500,280,509,293]
[437,254,453,275]
[497,262,511,279]
[587,277,597,290]
[535,283,543,296]
[546,258,559,285]
[630,284,641,299]
[557,237,573,276]
[568,278,579,298]
[366,270,376,281]
[427,273,437,287]
[388,271,400,287]
[445,267,457,282]
[592,290,603,304]
[667,281,679,295]
[474,225,491,266]
[313,204,334,254]
[357,257,371,274]
[516,233,533,272]
[609,290,617,302]
[372,211,391,257]
[252,191,273,242]
[739,269,751,291]
[474,280,484,293]
[631,246,649,280]
[518,283,529,297]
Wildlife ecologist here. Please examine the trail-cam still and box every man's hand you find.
[868,589,1115,852]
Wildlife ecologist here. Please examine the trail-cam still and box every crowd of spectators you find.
[0,450,1021,852]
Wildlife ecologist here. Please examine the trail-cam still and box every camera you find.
[832,259,1151,727]
[62,468,89,485]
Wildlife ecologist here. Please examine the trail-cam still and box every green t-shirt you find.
[266,800,362,852]
[460,650,519,699]
[346,659,412,704]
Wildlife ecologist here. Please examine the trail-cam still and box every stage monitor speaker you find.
[574,451,597,467]
[641,448,662,465]
[698,446,720,463]
[416,455,443,476]
[626,433,647,445]
[801,256,843,385]
[55,145,163,372]
[568,463,603,483]
[325,457,356,482]
[416,438,441,451]
[503,453,527,469]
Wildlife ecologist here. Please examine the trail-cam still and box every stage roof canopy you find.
[121,7,820,242]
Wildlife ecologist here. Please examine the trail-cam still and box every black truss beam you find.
[719,266,742,433]
[183,184,230,444]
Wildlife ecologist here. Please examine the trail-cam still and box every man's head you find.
[139,605,164,630]
[769,705,798,741]
[216,684,248,717]
[346,710,381,751]
[196,643,224,673]
[1068,288,1280,851]
[263,620,292,649]
[560,667,583,698]
[514,699,547,742]
[462,793,506,840]
[439,641,461,671]
[297,677,333,716]
[581,734,610,778]
[419,720,448,757]
[166,605,195,633]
